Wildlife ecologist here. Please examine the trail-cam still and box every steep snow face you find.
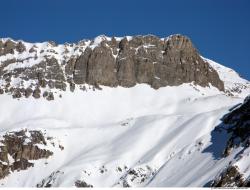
[0,81,249,187]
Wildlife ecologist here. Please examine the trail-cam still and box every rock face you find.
[75,180,93,188]
[210,95,250,187]
[0,130,53,179]
[0,39,26,56]
[221,95,250,157]
[0,34,224,100]
[211,165,249,187]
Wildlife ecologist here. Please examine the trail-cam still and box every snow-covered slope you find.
[0,35,250,187]
[0,81,249,187]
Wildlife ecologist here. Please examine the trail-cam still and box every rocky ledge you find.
[0,34,224,100]
[0,129,53,179]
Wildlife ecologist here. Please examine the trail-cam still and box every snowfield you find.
[0,57,249,187]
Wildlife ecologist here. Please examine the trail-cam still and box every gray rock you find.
[43,91,49,97]
[16,42,26,53]
[46,92,54,101]
[0,130,53,180]
[12,89,22,99]
[72,47,92,84]
[33,88,41,99]
[0,39,16,55]
[75,180,93,188]
[211,165,247,187]
[25,88,33,98]
[69,82,75,92]
[117,56,136,87]
[87,45,118,86]
[29,46,37,53]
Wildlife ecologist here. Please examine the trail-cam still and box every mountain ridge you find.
[0,34,226,100]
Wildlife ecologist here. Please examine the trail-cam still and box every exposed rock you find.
[45,57,65,82]
[220,95,250,157]
[29,46,37,53]
[43,91,49,98]
[48,80,55,89]
[135,58,155,85]
[54,81,66,91]
[46,92,54,101]
[117,56,137,87]
[0,39,16,55]
[0,34,225,101]
[1,58,17,67]
[16,42,26,53]
[12,89,22,99]
[59,145,64,150]
[75,180,93,188]
[211,165,249,187]
[72,48,91,84]
[161,35,224,90]
[0,88,4,94]
[209,95,250,187]
[48,41,57,47]
[0,129,53,179]
[87,45,118,86]
[116,165,156,187]
[69,82,75,92]
[11,158,34,171]
[25,88,33,98]
[0,40,26,56]
[39,78,47,88]
[32,88,41,99]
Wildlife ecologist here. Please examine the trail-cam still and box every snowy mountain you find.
[0,34,249,187]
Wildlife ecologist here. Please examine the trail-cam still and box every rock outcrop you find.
[0,129,53,179]
[210,95,250,187]
[0,34,225,100]
[211,165,249,187]
[75,180,93,188]
[221,95,250,157]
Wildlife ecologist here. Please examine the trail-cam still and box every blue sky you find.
[0,0,249,80]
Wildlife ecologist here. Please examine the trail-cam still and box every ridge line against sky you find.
[0,0,249,80]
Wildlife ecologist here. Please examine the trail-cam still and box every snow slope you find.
[0,51,249,186]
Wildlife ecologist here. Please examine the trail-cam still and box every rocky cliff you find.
[211,95,250,187]
[0,130,53,179]
[0,34,224,100]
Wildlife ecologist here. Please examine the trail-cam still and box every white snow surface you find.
[0,81,249,187]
